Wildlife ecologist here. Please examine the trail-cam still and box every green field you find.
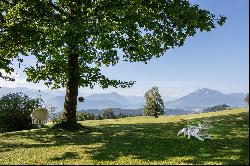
[0,108,249,165]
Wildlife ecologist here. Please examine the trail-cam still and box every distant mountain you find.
[46,92,144,111]
[0,87,139,112]
[0,87,143,111]
[166,88,246,109]
[40,95,122,112]
[87,92,129,104]
[0,87,246,114]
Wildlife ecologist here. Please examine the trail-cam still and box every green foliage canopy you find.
[0,0,226,88]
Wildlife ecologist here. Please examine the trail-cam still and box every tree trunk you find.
[62,53,79,126]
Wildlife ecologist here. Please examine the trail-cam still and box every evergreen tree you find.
[144,87,164,118]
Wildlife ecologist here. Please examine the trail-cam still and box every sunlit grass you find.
[0,108,248,165]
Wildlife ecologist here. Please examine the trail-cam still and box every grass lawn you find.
[0,108,249,165]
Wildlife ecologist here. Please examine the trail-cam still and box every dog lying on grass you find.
[177,120,213,141]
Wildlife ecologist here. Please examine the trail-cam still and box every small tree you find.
[102,108,116,119]
[30,108,49,125]
[244,93,249,106]
[144,87,164,118]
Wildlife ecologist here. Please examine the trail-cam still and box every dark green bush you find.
[76,112,95,121]
[0,93,39,132]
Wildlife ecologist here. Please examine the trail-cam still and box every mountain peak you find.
[190,88,222,96]
[109,92,120,95]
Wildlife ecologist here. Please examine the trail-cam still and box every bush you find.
[0,93,39,132]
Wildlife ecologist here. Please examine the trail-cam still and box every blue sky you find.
[0,0,249,97]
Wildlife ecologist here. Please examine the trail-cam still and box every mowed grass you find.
[0,108,249,165]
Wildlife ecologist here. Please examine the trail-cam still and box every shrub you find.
[0,93,39,132]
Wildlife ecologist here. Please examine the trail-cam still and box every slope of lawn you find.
[0,108,249,165]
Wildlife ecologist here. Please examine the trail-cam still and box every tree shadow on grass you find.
[85,120,248,165]
[50,152,79,161]
[0,112,249,165]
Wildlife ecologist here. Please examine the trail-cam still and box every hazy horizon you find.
[0,86,247,99]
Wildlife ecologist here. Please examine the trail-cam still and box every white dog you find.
[177,123,212,141]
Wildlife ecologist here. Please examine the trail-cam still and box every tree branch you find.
[48,0,66,15]
[1,0,13,5]
[0,12,6,23]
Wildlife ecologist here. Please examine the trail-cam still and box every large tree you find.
[0,0,226,127]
